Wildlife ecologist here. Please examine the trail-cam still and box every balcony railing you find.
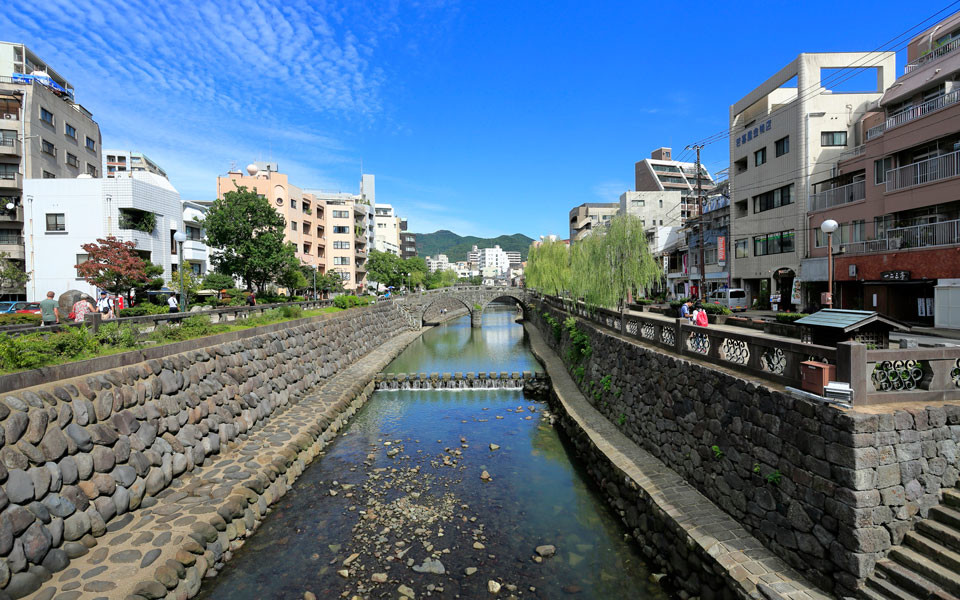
[0,173,22,189]
[809,180,866,212]
[866,90,960,141]
[839,218,960,255]
[905,38,960,73]
[0,138,21,156]
[886,149,960,192]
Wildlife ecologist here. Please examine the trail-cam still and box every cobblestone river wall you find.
[531,302,960,597]
[0,303,409,598]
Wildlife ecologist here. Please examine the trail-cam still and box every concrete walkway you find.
[523,320,831,600]
[20,329,424,600]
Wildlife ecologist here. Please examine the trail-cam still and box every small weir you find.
[198,306,667,600]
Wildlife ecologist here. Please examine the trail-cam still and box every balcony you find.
[0,173,22,190]
[885,149,960,193]
[840,218,960,255]
[866,90,960,140]
[0,241,25,260]
[809,180,866,212]
[905,38,960,73]
[0,138,20,157]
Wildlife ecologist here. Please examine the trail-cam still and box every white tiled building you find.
[426,254,450,272]
[24,172,182,300]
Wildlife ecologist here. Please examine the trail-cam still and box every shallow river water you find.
[197,306,668,599]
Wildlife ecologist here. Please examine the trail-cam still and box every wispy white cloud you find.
[591,180,629,202]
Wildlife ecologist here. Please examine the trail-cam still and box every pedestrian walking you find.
[39,291,60,326]
[167,294,179,314]
[96,291,115,319]
[247,293,256,306]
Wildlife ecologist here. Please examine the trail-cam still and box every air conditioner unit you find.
[2,114,14,120]
[890,238,901,250]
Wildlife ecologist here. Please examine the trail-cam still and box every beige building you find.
[0,42,103,299]
[729,52,895,310]
[634,147,716,222]
[568,202,619,242]
[374,203,402,255]
[104,150,167,179]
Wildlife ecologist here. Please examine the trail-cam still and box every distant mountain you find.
[414,230,535,263]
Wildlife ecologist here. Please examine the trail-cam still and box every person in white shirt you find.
[96,291,114,319]
[167,294,179,314]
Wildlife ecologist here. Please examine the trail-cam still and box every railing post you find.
[675,318,685,354]
[84,312,102,334]
[837,341,867,405]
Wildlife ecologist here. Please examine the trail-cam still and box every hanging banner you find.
[717,236,726,263]
[791,279,802,305]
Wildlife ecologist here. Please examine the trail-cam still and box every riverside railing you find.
[535,293,960,405]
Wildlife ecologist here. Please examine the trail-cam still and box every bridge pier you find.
[470,310,482,328]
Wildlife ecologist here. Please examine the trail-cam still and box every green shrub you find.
[96,322,141,348]
[151,315,227,342]
[119,304,168,317]
[775,312,808,324]
[564,317,592,364]
[0,333,55,370]
[202,273,236,290]
[333,295,360,309]
[279,305,302,319]
[700,303,731,315]
[48,327,98,357]
[0,314,42,326]
[635,299,655,305]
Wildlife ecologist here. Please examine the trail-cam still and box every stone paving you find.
[18,329,423,600]
[523,321,832,600]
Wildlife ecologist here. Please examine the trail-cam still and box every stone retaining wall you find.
[531,302,960,596]
[0,302,409,598]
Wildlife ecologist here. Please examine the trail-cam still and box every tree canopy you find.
[0,252,29,292]
[76,236,150,295]
[570,214,659,309]
[525,238,570,296]
[202,185,298,291]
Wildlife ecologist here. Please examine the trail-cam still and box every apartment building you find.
[23,172,181,300]
[806,14,960,327]
[568,202,618,242]
[104,150,167,179]
[426,254,450,272]
[729,52,895,311]
[181,200,209,276]
[686,184,731,297]
[307,175,376,292]
[400,231,417,259]
[618,190,679,228]
[634,147,716,222]
[468,245,512,275]
[0,42,102,299]
[374,203,402,255]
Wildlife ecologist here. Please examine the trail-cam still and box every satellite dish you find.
[246,163,259,176]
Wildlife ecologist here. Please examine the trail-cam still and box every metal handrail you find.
[840,218,960,254]
[905,37,960,73]
[809,180,866,212]
[866,90,960,140]
[886,149,960,192]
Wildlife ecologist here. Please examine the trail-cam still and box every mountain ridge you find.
[413,230,534,263]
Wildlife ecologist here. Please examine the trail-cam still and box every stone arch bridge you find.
[394,286,529,328]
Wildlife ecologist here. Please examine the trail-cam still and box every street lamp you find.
[820,219,838,309]
[173,230,187,312]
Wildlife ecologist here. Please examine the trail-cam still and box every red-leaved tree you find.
[76,236,149,295]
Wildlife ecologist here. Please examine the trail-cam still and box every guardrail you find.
[0,299,336,337]
[533,293,960,405]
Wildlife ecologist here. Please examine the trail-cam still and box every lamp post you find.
[820,219,838,309]
[173,230,187,312]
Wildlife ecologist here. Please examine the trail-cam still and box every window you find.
[85,137,96,151]
[46,213,66,232]
[303,244,310,254]
[874,157,893,185]
[185,225,202,241]
[86,163,97,177]
[333,241,350,249]
[64,123,76,139]
[75,253,88,278]
[734,157,748,174]
[290,198,297,209]
[333,257,350,265]
[753,231,794,256]
[752,184,793,213]
[290,221,297,231]
[821,131,847,147]
[41,139,55,156]
[658,199,663,208]
[851,220,866,242]
[775,136,789,157]
[40,107,54,125]
[0,229,19,244]
[754,147,767,166]
[42,171,55,179]
[333,210,349,218]
[66,152,78,168]
[333,226,349,234]
[659,176,685,184]
[631,199,645,207]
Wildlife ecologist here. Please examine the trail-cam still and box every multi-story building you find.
[373,203,402,255]
[400,230,417,259]
[568,202,618,242]
[729,52,896,311]
[23,172,181,300]
[0,42,102,299]
[685,181,731,297]
[635,147,716,222]
[104,150,167,179]
[618,190,680,228]
[181,200,209,277]
[505,250,522,269]
[425,254,450,272]
[216,163,328,278]
[806,14,960,327]
[468,245,511,275]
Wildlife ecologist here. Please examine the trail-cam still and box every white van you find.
[708,288,748,312]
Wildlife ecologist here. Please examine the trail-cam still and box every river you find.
[196,305,668,599]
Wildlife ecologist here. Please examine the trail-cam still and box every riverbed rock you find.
[412,558,445,574]
[488,580,501,594]
[535,544,556,558]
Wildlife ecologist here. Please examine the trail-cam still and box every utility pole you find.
[694,145,705,301]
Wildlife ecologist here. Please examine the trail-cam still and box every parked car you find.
[708,288,748,312]
[13,302,41,314]
[0,301,17,313]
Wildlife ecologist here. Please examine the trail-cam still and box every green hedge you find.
[118,304,169,317]
[700,303,731,315]
[775,312,808,324]
[0,314,42,326]
[332,295,373,309]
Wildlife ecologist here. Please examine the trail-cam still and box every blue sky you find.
[1,0,931,238]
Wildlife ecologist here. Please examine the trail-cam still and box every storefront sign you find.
[881,270,911,281]
[717,236,726,263]
[736,119,773,147]
[791,279,802,305]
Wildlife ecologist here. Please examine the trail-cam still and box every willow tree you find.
[525,239,570,296]
[571,215,659,330]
